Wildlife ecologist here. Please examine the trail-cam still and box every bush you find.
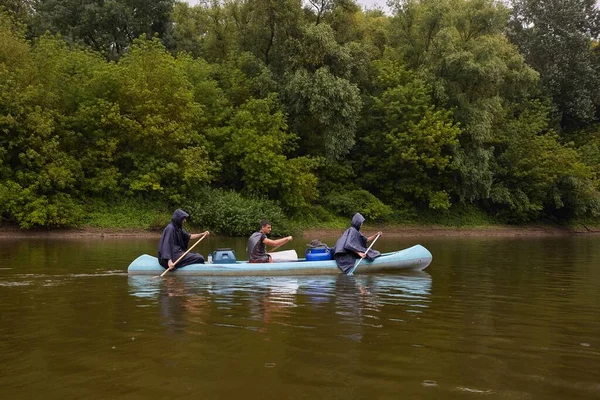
[184,187,290,236]
[83,198,170,229]
[0,181,85,228]
[323,189,392,221]
[416,204,498,227]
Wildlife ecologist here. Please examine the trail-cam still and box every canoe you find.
[126,244,432,276]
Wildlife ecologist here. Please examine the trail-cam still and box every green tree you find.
[489,100,600,221]
[233,0,304,70]
[283,67,362,159]
[0,0,33,24]
[169,1,211,58]
[0,20,87,227]
[360,55,460,210]
[30,0,175,59]
[214,95,319,211]
[508,0,600,132]
[112,38,219,200]
[389,0,539,204]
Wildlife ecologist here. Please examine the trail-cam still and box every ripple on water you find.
[455,386,494,394]
[0,281,31,287]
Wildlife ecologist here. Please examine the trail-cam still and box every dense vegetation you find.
[1,0,599,235]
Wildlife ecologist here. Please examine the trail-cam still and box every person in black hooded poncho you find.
[333,213,382,274]
[158,209,210,270]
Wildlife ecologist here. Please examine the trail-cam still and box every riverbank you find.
[1,223,598,239]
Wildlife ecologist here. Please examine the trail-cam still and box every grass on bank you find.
[81,194,350,236]
[82,198,171,230]
[74,194,600,237]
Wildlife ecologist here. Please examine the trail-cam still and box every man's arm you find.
[358,232,382,258]
[367,231,382,242]
[190,231,210,240]
[264,236,293,247]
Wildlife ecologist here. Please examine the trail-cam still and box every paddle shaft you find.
[347,233,381,276]
[159,232,208,277]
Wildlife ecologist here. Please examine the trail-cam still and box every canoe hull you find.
[127,244,432,276]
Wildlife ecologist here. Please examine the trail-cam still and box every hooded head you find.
[351,213,365,231]
[171,209,189,228]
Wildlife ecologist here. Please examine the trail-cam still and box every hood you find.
[171,209,189,228]
[351,213,365,231]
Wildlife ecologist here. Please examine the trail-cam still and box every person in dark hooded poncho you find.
[333,213,382,274]
[158,209,210,270]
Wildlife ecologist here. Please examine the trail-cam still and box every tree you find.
[168,1,211,58]
[30,0,175,59]
[0,18,88,227]
[283,67,362,160]
[389,0,540,204]
[0,0,34,24]
[112,38,219,200]
[215,95,319,211]
[233,0,303,70]
[360,55,460,209]
[508,0,600,132]
[489,100,600,221]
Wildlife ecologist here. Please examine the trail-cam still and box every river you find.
[1,234,599,399]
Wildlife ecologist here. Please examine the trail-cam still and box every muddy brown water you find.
[1,235,600,399]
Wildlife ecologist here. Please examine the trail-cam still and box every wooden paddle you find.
[346,233,381,276]
[157,232,209,278]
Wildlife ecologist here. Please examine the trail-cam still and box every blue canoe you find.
[127,244,432,276]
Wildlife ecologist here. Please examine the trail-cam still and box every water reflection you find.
[5,236,600,399]
[128,272,432,336]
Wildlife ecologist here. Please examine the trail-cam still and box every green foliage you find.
[235,0,304,69]
[215,95,319,211]
[0,1,31,25]
[285,204,346,229]
[360,55,460,210]
[489,100,600,221]
[324,189,392,221]
[0,23,88,227]
[113,38,220,198]
[287,23,353,77]
[184,187,290,236]
[169,2,208,58]
[30,0,175,59]
[283,67,362,159]
[508,0,600,131]
[169,1,240,61]
[210,52,277,107]
[82,198,170,229]
[415,204,499,227]
[390,0,540,204]
[0,181,84,228]
[576,126,600,180]
[2,1,600,231]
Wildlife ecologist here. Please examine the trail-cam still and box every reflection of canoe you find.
[128,272,432,302]
[127,245,432,276]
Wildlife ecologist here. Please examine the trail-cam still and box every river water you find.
[1,234,599,399]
